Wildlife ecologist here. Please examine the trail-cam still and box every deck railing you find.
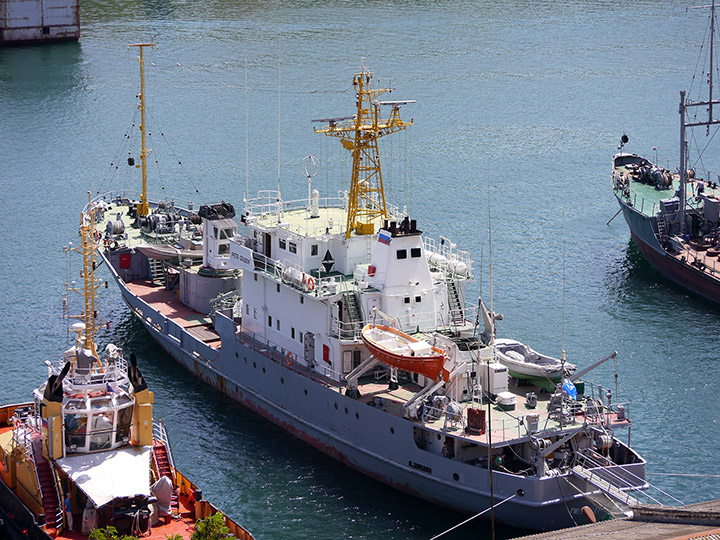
[575,448,682,507]
[87,190,199,215]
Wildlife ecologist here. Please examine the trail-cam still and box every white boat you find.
[494,338,576,391]
[85,48,655,532]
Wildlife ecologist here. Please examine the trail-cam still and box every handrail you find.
[237,331,346,387]
[152,420,177,486]
[575,449,683,506]
[48,355,130,388]
[14,419,64,526]
[87,190,198,215]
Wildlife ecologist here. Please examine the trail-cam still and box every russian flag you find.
[378,229,392,245]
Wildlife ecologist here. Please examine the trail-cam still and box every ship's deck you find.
[613,164,717,215]
[355,377,629,447]
[125,280,221,348]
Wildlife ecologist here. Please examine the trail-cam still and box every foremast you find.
[314,67,414,238]
[129,42,156,218]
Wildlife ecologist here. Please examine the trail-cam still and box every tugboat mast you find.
[314,66,414,238]
[129,42,156,217]
[66,192,102,358]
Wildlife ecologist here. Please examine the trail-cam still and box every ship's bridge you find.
[36,354,136,455]
[238,190,405,277]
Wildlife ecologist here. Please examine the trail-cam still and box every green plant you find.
[89,527,138,540]
[165,535,184,540]
[190,512,235,540]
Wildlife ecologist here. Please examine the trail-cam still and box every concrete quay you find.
[512,500,720,540]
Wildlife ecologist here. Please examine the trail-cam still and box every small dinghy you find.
[361,324,449,381]
[494,338,576,391]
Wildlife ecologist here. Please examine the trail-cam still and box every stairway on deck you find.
[447,281,464,325]
[152,439,179,515]
[572,464,639,512]
[342,291,363,338]
[31,436,62,528]
[149,259,166,287]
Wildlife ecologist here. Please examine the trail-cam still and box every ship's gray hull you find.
[107,256,644,531]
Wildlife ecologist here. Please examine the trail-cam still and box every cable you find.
[429,492,519,540]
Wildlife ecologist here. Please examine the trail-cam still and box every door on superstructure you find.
[304,332,315,365]
[263,233,272,258]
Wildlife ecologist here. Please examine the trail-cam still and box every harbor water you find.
[1,1,719,538]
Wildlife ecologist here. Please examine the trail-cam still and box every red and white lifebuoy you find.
[306,276,315,291]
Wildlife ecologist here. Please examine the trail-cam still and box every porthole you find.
[390,427,395,434]
[344,407,349,415]
[453,473,460,481]
[262,367,266,373]
[281,377,284,384]
[437,434,441,440]
[304,389,308,396]
[253,362,256,368]
[235,352,238,358]
[355,412,359,419]
[334,403,338,410]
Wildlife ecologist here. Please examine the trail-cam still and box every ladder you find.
[446,281,464,325]
[342,291,364,339]
[655,215,668,244]
[149,258,166,287]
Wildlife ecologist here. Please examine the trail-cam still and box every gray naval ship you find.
[87,54,657,531]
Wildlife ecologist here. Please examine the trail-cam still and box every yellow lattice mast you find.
[314,68,414,238]
[65,192,103,359]
[129,42,156,217]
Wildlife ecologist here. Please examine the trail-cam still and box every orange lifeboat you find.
[361,324,449,381]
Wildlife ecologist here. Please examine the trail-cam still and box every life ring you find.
[306,276,315,291]
[286,352,294,365]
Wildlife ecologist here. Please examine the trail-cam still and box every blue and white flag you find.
[562,379,577,400]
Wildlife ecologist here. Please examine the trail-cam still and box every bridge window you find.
[289,242,297,254]
[279,238,286,250]
[396,249,407,259]
[311,244,319,256]
[411,247,421,258]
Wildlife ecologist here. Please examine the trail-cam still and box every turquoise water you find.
[2,1,720,538]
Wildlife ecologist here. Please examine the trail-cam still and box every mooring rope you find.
[429,491,520,540]
[647,472,720,478]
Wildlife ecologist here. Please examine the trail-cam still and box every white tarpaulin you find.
[56,447,151,507]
